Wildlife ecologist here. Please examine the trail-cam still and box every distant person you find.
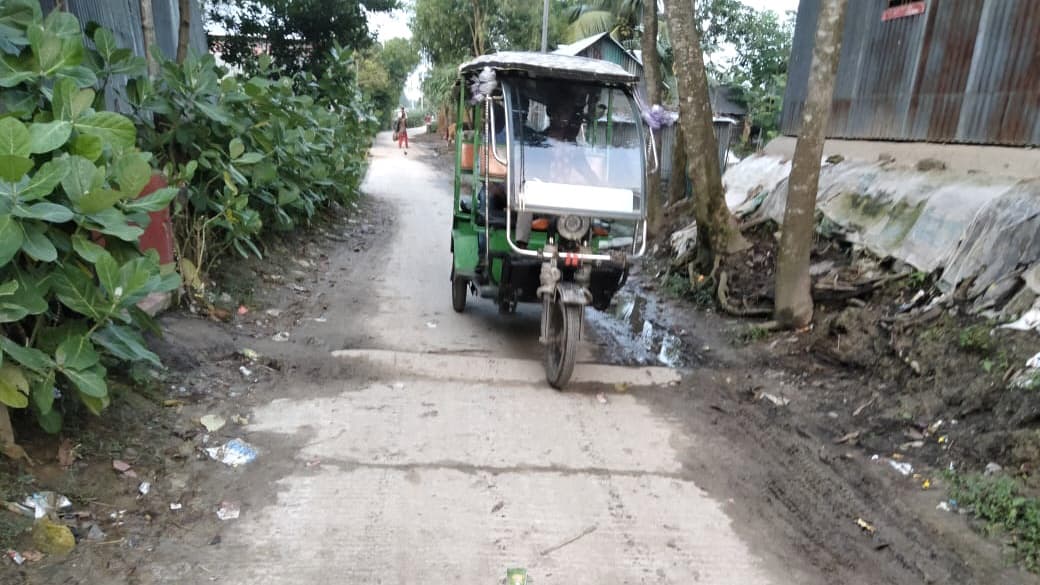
[395,107,409,150]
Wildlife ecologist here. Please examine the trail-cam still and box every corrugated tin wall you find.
[37,0,207,61]
[781,0,1039,146]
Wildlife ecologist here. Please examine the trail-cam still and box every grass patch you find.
[949,472,1040,571]
[958,324,996,355]
[737,325,771,345]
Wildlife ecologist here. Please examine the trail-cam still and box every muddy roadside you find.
[0,197,392,583]
[411,129,1040,583]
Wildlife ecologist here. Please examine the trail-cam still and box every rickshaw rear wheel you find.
[451,268,467,313]
[544,296,580,389]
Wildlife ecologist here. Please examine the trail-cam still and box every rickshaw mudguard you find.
[451,228,479,276]
[555,282,592,306]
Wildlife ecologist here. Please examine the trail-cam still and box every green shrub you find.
[131,47,376,272]
[0,2,180,432]
[949,472,1040,571]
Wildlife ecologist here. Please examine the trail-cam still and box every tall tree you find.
[774,0,848,328]
[664,0,747,270]
[358,38,421,125]
[641,0,663,235]
[412,0,566,65]
[176,0,193,64]
[211,0,396,75]
[139,0,159,75]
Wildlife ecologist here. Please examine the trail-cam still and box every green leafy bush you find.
[131,47,376,272]
[0,1,180,432]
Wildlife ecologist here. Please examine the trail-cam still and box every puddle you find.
[586,288,687,368]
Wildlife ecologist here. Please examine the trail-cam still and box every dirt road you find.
[29,131,1032,585]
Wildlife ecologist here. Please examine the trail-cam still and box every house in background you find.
[781,0,1038,150]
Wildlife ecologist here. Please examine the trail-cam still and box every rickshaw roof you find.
[459,51,638,85]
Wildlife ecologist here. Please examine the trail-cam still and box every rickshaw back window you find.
[506,78,643,207]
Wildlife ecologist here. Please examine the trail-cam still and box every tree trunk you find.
[176,0,192,64]
[774,0,848,329]
[641,0,664,237]
[140,0,159,76]
[668,121,686,205]
[663,0,747,269]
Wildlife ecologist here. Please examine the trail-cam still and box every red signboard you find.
[882,1,926,21]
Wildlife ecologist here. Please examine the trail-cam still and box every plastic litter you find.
[240,348,260,361]
[20,550,42,563]
[265,309,282,317]
[984,462,1003,476]
[888,460,914,476]
[216,501,240,520]
[86,524,106,541]
[170,503,183,511]
[936,501,951,512]
[757,391,790,407]
[239,366,253,378]
[596,393,608,404]
[23,492,72,520]
[200,414,226,433]
[855,517,876,534]
[272,331,290,342]
[1027,352,1040,369]
[31,517,75,555]
[6,550,25,565]
[112,459,132,473]
[237,305,249,316]
[138,482,151,496]
[206,438,258,467]
[1000,308,1040,333]
[425,321,438,329]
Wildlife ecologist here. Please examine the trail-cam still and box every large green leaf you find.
[17,158,69,201]
[19,221,56,261]
[94,251,118,297]
[29,20,84,75]
[71,133,102,161]
[31,371,55,414]
[28,120,72,154]
[0,336,53,373]
[55,65,96,87]
[78,187,127,214]
[0,363,29,408]
[4,268,48,319]
[122,186,176,213]
[0,54,34,87]
[78,390,109,415]
[71,233,106,262]
[92,27,117,61]
[86,208,142,242]
[35,407,61,433]
[234,152,264,165]
[63,365,106,398]
[56,334,99,371]
[0,154,32,181]
[115,255,159,306]
[13,201,73,223]
[76,112,135,149]
[0,280,17,296]
[0,116,30,157]
[50,78,93,121]
[115,153,151,195]
[51,264,106,320]
[0,214,24,267]
[42,10,79,38]
[92,323,161,367]
[61,155,99,201]
[229,138,245,159]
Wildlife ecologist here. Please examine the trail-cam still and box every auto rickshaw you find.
[450,52,655,388]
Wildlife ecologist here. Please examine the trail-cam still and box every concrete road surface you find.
[133,132,813,585]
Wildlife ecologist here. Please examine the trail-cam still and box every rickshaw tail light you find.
[592,226,609,237]
[531,218,551,231]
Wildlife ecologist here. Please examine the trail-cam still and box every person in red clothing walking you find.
[395,107,409,150]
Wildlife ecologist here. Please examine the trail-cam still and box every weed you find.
[908,270,930,287]
[663,274,691,298]
[959,324,995,355]
[737,325,771,345]
[948,472,1040,571]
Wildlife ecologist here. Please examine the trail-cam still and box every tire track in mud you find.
[640,366,1022,585]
